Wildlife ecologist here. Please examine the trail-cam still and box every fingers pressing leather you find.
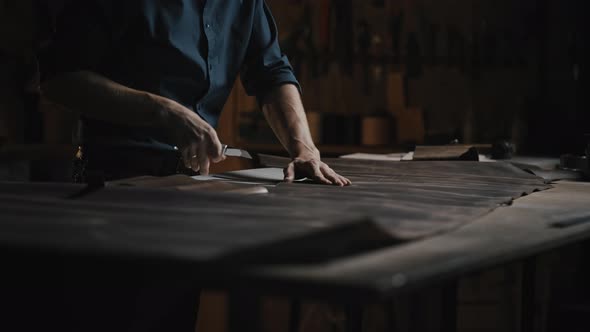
[207,130,225,163]
[283,162,295,182]
[182,144,201,172]
[312,164,332,185]
[198,143,211,175]
[320,165,340,185]
[321,165,342,186]
[338,173,351,186]
[182,147,192,169]
[283,159,351,186]
[344,176,352,185]
[314,173,333,185]
[190,155,201,172]
[323,164,351,186]
[189,144,200,171]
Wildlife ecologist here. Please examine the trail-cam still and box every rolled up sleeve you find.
[240,0,301,104]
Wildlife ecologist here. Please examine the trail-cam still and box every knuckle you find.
[193,131,205,142]
[205,126,218,139]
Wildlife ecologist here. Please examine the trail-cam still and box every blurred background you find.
[0,0,588,178]
[1,2,589,331]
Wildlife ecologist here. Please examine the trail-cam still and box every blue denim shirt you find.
[42,0,299,148]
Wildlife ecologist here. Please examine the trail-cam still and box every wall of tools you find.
[234,0,551,151]
[1,0,585,156]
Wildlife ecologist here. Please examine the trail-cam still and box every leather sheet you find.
[0,158,551,264]
[258,156,552,239]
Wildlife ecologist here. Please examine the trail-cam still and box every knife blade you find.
[222,144,253,159]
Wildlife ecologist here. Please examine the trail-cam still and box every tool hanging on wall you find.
[515,28,527,68]
[405,32,422,78]
[331,0,354,76]
[282,3,319,79]
[416,5,437,66]
[318,0,331,75]
[446,25,455,67]
[370,32,386,96]
[426,22,439,66]
[446,25,465,70]
[471,28,481,80]
[456,30,467,72]
[481,21,497,68]
[389,10,404,65]
[501,29,514,67]
[357,19,371,95]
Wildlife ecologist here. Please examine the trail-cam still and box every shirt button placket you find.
[205,22,214,74]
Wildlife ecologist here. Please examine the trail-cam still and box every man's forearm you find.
[42,70,225,173]
[41,71,182,127]
[261,84,319,159]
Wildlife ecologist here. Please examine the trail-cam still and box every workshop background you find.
[1,0,588,168]
[0,1,589,331]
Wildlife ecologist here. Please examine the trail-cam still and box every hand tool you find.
[560,154,589,179]
[222,144,253,160]
[390,10,404,64]
[357,20,371,94]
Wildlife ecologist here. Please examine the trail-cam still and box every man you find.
[40,0,350,186]
[30,1,349,331]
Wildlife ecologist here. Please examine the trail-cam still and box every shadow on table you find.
[214,218,406,265]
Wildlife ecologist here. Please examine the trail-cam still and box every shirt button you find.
[205,23,211,29]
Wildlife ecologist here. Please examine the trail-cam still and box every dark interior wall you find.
[405,0,541,146]
[266,0,544,146]
[0,0,75,146]
[0,0,587,154]
[267,0,587,153]
[528,0,588,155]
[0,1,35,144]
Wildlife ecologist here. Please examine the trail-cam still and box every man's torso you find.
[44,0,258,148]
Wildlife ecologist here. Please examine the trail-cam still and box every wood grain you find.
[0,159,550,267]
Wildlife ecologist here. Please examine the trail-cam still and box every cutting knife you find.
[222,144,253,159]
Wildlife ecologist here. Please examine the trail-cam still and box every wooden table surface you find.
[237,180,590,301]
[1,158,587,303]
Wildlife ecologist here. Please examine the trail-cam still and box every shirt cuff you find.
[255,75,302,106]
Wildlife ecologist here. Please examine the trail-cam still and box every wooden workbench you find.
[236,180,590,300]
[0,158,588,331]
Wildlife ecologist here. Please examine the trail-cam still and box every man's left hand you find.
[283,156,351,186]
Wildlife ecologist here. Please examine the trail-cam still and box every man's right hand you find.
[41,71,225,175]
[163,100,225,175]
